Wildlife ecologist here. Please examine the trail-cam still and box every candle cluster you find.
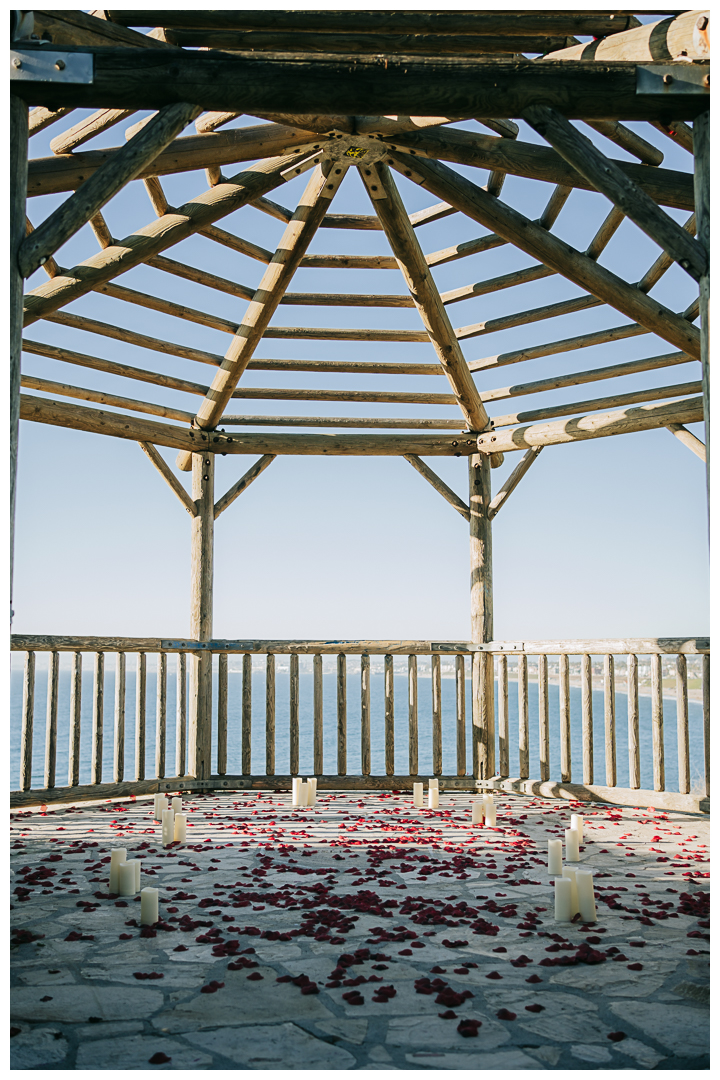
[292,777,317,807]
[154,794,187,844]
[548,811,597,923]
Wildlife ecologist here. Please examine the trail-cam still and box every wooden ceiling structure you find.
[10,10,710,631]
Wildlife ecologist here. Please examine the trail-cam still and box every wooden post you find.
[265,653,275,775]
[603,654,616,787]
[627,654,640,789]
[558,653,571,782]
[469,454,494,779]
[432,654,442,776]
[155,651,167,780]
[361,654,371,776]
[497,653,509,777]
[242,653,252,774]
[176,652,186,776]
[581,654,593,785]
[408,654,418,775]
[114,652,126,782]
[650,653,665,792]
[44,651,59,789]
[693,110,710,520]
[518,654,530,780]
[188,452,214,779]
[675,654,689,795]
[538,654,549,782]
[20,652,35,792]
[455,654,466,777]
[702,654,710,799]
[135,652,147,781]
[68,651,82,787]
[217,652,228,775]
[91,652,104,784]
[385,655,395,776]
[289,653,299,775]
[313,653,323,776]
[10,95,28,618]
[337,653,347,776]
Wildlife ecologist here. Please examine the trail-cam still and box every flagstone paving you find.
[11,791,709,1069]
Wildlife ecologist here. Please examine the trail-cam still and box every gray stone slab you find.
[186,1022,357,1069]
[10,1028,69,1070]
[609,1000,709,1055]
[11,985,165,1023]
[73,1021,145,1041]
[611,1037,666,1069]
[151,975,334,1032]
[75,1034,213,1070]
[570,1042,613,1064]
[405,1049,544,1069]
[386,1013,510,1051]
[80,964,210,988]
[315,1018,368,1046]
[16,967,76,986]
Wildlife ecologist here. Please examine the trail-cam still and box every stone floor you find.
[10,790,710,1070]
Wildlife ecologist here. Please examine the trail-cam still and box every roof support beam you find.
[176,160,350,472]
[138,442,197,516]
[214,456,276,519]
[665,424,706,462]
[391,152,701,361]
[543,10,710,62]
[487,447,543,519]
[403,456,470,521]
[523,105,706,282]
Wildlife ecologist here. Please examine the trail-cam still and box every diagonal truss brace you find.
[139,441,197,516]
[665,423,706,462]
[487,446,543,519]
[214,455,276,519]
[404,455,470,521]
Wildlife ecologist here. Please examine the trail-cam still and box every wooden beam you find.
[176,161,350,471]
[50,108,136,155]
[221,416,464,430]
[391,152,701,360]
[27,123,325,197]
[360,162,488,433]
[490,381,702,430]
[214,455,276,518]
[665,423,706,462]
[29,107,73,135]
[19,102,203,279]
[693,109,710,523]
[523,105,706,282]
[20,374,195,423]
[544,10,710,62]
[476,397,705,454]
[19,394,481,456]
[188,453,214,780]
[12,48,708,121]
[469,452,494,780]
[403,455,470,521]
[22,151,315,324]
[585,120,663,167]
[652,120,694,155]
[487,447,543,519]
[385,126,694,211]
[32,9,178,48]
[10,95,27,616]
[44,311,224,367]
[138,441,197,515]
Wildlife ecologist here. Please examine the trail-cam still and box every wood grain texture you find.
[44,651,59,789]
[581,655,593,786]
[385,655,395,777]
[544,10,709,62]
[176,652,186,777]
[188,453,214,779]
[336,653,347,776]
[155,651,167,780]
[650,653,665,792]
[627,653,640,789]
[517,654,530,781]
[91,652,104,785]
[68,652,82,787]
[497,653,509,778]
[559,653,571,783]
[114,652,126,782]
[289,653,299,776]
[134,652,147,781]
[665,422,706,461]
[487,447,543,519]
[29,106,73,135]
[139,442,197,516]
[481,778,707,816]
[50,108,136,155]
[432,654,442,777]
[214,455,276,518]
[361,654,371,777]
[455,654,466,778]
[265,653,274,776]
[538,654,549,783]
[19,652,35,792]
[408,655,418,776]
[603,653,616,787]
[675,654,689,794]
[10,97,27,611]
[242,653,252,775]
[404,455,470,521]
[469,454,493,646]
[693,109,710,514]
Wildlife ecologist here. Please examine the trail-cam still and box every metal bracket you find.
[11,48,93,84]
[637,63,709,96]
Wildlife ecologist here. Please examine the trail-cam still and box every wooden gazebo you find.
[10,10,710,813]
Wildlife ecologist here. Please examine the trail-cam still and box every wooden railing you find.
[10,636,709,813]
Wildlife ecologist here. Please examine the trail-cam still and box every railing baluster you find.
[432,653,442,776]
[265,653,275,776]
[217,652,228,776]
[518,654,529,780]
[408,654,418,775]
[498,653,509,777]
[155,652,167,780]
[650,653,665,791]
[581,654,593,785]
[384,655,394,776]
[68,651,82,787]
[361,654,371,776]
[20,651,35,792]
[242,653,252,775]
[559,653,570,783]
[337,653,347,776]
[176,652,186,777]
[91,651,104,784]
[675,654,689,794]
[702,654,710,798]
[538,653,549,782]
[472,651,495,780]
[455,654,466,777]
[44,650,59,789]
[604,654,616,787]
[313,653,323,776]
[627,653,640,788]
[135,652,146,782]
[289,654,299,775]
[114,652,126,782]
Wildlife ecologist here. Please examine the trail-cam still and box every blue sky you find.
[15,95,709,642]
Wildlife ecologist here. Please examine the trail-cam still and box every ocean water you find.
[10,660,706,794]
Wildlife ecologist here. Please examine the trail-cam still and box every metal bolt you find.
[697,15,709,31]
[55,59,65,71]
[703,73,710,88]
[12,57,22,69]
[663,73,673,86]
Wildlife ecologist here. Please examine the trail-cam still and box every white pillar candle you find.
[162,808,175,846]
[298,782,309,807]
[171,796,182,815]
[109,848,127,894]
[548,838,563,875]
[154,795,168,822]
[307,778,317,806]
[118,862,137,897]
[428,778,439,790]
[483,794,496,826]
[428,786,439,810]
[292,778,301,806]
[131,859,141,892]
[174,812,187,843]
[562,867,579,915]
[140,886,159,925]
[565,827,580,862]
[471,801,484,825]
[413,783,424,808]
[554,876,573,921]
[571,813,584,844]
[576,869,597,922]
